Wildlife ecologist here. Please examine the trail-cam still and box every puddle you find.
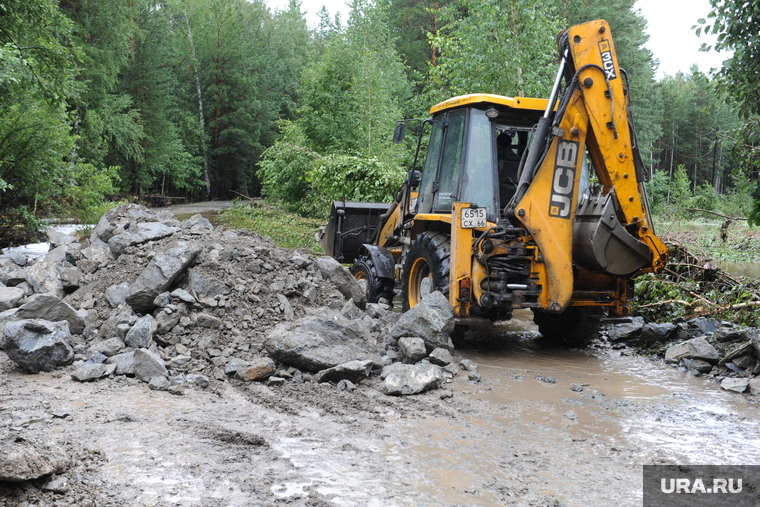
[717,260,760,279]
[380,310,760,505]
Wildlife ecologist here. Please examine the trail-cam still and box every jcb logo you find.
[549,140,579,219]
[599,39,617,80]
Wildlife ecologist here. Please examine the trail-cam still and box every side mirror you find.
[393,122,406,144]
[408,170,421,187]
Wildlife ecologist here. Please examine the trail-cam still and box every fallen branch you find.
[638,299,694,309]
[229,190,253,200]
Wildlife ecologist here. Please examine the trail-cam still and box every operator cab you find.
[416,94,547,222]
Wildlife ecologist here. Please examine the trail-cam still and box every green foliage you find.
[427,0,563,102]
[61,164,121,222]
[220,203,324,253]
[308,154,406,205]
[644,170,670,212]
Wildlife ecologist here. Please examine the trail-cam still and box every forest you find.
[0,0,758,236]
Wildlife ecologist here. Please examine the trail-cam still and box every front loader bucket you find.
[317,201,390,263]
[573,193,652,276]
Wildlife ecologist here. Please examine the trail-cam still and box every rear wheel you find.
[350,255,394,304]
[532,307,605,345]
[401,232,451,311]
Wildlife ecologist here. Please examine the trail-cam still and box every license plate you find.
[461,207,486,228]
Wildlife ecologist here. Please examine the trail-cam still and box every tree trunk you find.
[184,12,211,198]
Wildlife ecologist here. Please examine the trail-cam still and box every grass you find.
[220,202,324,255]
[655,216,760,264]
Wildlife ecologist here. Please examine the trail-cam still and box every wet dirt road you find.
[3,311,760,506]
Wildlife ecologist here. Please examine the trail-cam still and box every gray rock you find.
[185,269,226,299]
[719,341,755,366]
[100,304,134,340]
[1,265,28,287]
[428,347,455,366]
[381,362,444,396]
[89,351,107,364]
[468,370,482,382]
[133,348,168,382]
[714,326,754,343]
[337,379,356,391]
[171,288,196,304]
[606,317,645,342]
[720,377,749,393]
[7,249,27,267]
[88,337,126,358]
[196,312,222,329]
[125,314,157,349]
[3,320,74,373]
[25,261,64,298]
[125,243,201,312]
[389,291,455,352]
[154,308,180,334]
[42,475,70,494]
[71,362,115,382]
[0,286,25,311]
[638,322,677,344]
[108,221,179,257]
[148,376,171,391]
[748,378,760,396]
[80,241,111,265]
[664,337,720,364]
[0,438,69,482]
[44,245,67,263]
[169,355,192,369]
[459,358,478,372]
[237,357,276,381]
[185,373,210,388]
[264,312,381,372]
[15,294,86,335]
[181,214,213,231]
[313,359,374,383]
[105,282,131,308]
[58,264,84,291]
[683,358,713,373]
[225,357,249,376]
[688,317,720,335]
[153,292,172,308]
[106,351,135,375]
[315,256,366,309]
[398,337,427,364]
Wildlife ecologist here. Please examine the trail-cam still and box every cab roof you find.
[429,93,549,115]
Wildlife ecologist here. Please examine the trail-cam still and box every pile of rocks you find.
[605,316,760,395]
[0,204,473,398]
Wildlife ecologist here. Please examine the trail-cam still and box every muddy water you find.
[718,260,760,279]
[382,311,760,506]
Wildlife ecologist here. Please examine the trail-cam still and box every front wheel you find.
[401,232,451,311]
[532,307,605,345]
[350,255,394,304]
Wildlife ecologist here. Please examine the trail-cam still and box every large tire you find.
[350,255,395,304]
[531,307,604,345]
[401,232,451,311]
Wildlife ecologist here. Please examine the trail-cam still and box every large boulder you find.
[315,256,366,309]
[390,291,455,352]
[637,322,677,344]
[605,316,645,342]
[664,337,720,364]
[3,319,74,373]
[15,294,85,334]
[381,362,444,396]
[108,221,179,257]
[264,311,381,372]
[125,243,201,312]
[0,437,69,482]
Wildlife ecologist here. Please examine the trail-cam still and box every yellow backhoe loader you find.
[319,19,668,343]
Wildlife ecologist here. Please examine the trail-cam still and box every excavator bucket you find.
[318,201,390,263]
[573,193,652,276]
